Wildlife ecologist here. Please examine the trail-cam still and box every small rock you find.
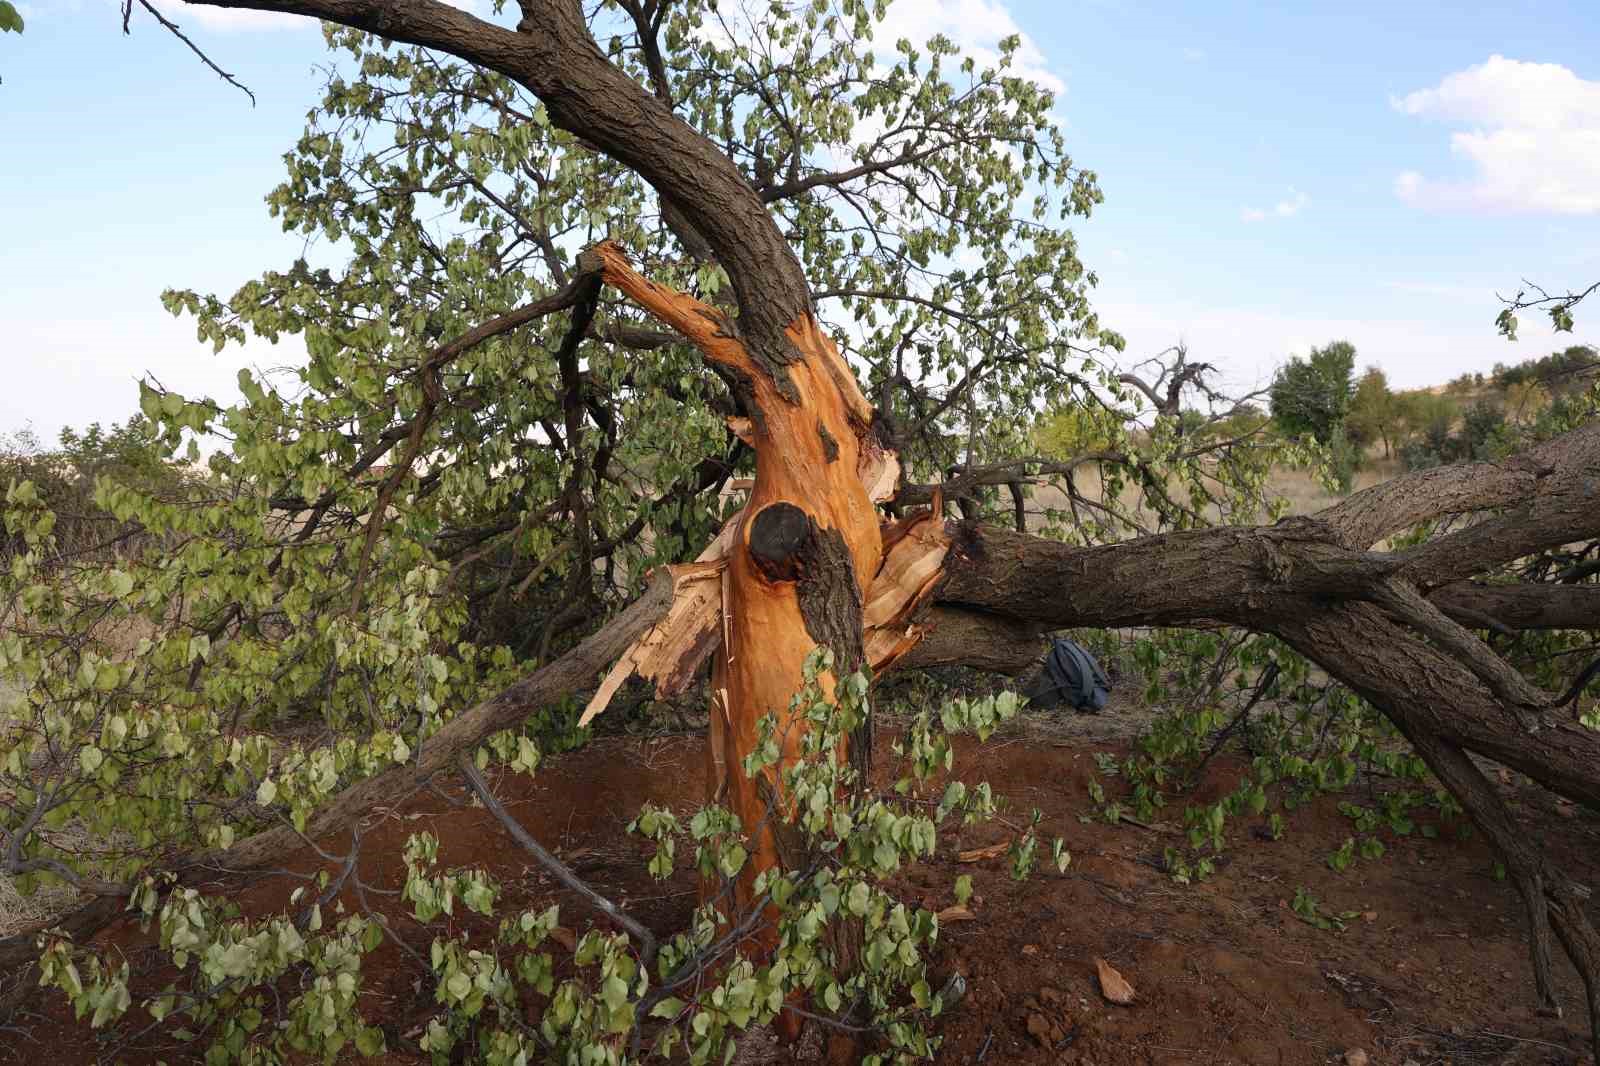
[1343,1050,1369,1066]
[1022,943,1040,956]
[1025,1011,1054,1046]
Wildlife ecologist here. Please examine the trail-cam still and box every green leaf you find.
[355,1026,385,1056]
[650,996,686,1019]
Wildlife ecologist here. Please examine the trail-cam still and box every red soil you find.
[11,716,1600,1066]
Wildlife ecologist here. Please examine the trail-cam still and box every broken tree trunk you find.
[584,245,888,956]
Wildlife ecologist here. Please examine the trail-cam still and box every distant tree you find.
[1347,366,1399,458]
[1461,400,1508,460]
[1033,402,1122,458]
[1505,380,1553,423]
[1268,340,1356,444]
[1496,345,1599,392]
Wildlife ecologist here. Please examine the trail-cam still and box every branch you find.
[0,566,682,971]
[1432,582,1600,632]
[459,754,658,968]
[127,1,255,105]
[181,0,811,345]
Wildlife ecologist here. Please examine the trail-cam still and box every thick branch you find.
[1433,582,1600,631]
[187,0,812,349]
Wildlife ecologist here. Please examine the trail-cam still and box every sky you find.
[3,0,1598,438]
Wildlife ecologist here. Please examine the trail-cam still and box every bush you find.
[0,416,189,562]
[1325,424,1361,494]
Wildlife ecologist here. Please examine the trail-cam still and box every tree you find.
[1347,365,1398,458]
[5,3,1600,1061]
[1268,340,1357,444]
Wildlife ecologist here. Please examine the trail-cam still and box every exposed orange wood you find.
[862,509,949,630]
[585,245,956,996]
[578,559,728,727]
[591,242,751,374]
[709,309,883,917]
[579,504,948,721]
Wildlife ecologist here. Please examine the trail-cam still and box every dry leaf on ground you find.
[1095,957,1136,1005]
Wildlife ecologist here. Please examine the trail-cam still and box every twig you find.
[126,1,256,106]
[1191,661,1280,780]
[457,753,658,967]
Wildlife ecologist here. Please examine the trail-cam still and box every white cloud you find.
[1392,55,1600,214]
[875,0,1065,94]
[1240,189,1307,223]
[172,5,307,31]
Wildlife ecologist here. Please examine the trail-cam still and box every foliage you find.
[28,643,1047,1064]
[1289,887,1357,932]
[1346,366,1398,457]
[0,0,1122,918]
[1,4,1111,1059]
[1493,345,1599,391]
[1496,281,1597,340]
[10,1,1593,1058]
[1268,340,1356,445]
[0,416,189,561]
[1072,377,1600,891]
[1399,399,1508,470]
[1323,424,1361,495]
[1032,402,1122,459]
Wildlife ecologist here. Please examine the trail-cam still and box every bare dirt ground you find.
[10,694,1599,1066]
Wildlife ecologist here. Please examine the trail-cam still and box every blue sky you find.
[3,0,1598,438]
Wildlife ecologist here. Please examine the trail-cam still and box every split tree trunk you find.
[589,246,884,921]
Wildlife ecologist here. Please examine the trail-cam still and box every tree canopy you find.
[1267,339,1356,445]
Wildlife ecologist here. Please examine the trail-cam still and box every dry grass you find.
[1264,455,1402,517]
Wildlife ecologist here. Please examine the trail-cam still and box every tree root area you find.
[12,716,1600,1066]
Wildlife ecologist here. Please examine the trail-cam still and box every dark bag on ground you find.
[1024,637,1112,712]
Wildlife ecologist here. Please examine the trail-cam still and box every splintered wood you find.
[578,560,727,727]
[578,499,949,727]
